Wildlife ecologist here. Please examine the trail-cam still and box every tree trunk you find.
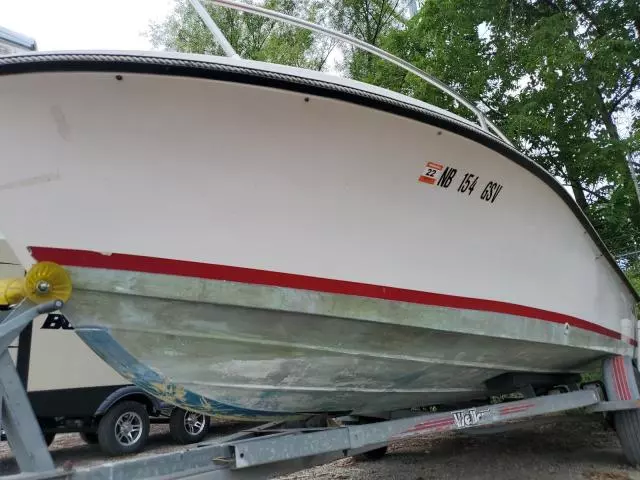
[565,164,589,213]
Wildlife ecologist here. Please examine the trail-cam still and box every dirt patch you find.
[583,471,634,480]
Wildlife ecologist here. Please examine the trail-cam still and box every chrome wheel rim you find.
[184,412,206,436]
[114,411,143,446]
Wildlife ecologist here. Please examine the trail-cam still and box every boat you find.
[0,0,637,421]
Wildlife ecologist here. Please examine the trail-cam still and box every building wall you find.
[0,235,23,277]
[0,26,36,55]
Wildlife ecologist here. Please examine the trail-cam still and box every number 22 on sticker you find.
[419,162,444,185]
[457,173,478,195]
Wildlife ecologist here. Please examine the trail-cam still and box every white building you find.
[0,25,36,55]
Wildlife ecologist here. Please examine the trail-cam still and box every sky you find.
[0,0,176,51]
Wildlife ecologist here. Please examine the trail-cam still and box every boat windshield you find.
[189,0,512,146]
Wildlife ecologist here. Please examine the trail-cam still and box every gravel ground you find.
[1,415,640,479]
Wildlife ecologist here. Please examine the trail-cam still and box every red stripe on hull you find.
[29,246,636,346]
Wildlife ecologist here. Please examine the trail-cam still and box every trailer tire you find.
[97,401,150,456]
[615,409,640,465]
[80,432,99,445]
[169,408,210,444]
[605,412,616,431]
[353,446,388,461]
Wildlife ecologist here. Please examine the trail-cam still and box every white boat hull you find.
[0,52,636,418]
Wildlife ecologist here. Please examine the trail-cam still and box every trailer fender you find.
[94,386,164,417]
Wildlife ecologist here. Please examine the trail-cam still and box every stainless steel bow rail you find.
[187,0,513,145]
[2,301,640,480]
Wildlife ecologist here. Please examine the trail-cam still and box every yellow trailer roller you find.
[0,262,72,307]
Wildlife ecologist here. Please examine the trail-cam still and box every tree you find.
[325,0,407,81]
[148,0,334,70]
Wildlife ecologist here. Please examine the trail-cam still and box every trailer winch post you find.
[0,300,61,473]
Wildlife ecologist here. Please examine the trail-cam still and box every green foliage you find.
[148,0,334,69]
[625,261,640,293]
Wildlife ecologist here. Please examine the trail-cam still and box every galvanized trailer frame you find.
[2,301,640,479]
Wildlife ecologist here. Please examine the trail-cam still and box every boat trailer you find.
[2,302,640,478]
